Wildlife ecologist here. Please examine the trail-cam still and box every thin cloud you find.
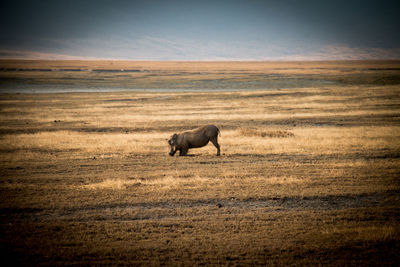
[0,49,97,60]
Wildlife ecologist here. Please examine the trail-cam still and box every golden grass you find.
[238,127,295,138]
[0,61,399,265]
[2,125,398,161]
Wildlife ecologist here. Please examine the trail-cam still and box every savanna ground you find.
[0,60,399,266]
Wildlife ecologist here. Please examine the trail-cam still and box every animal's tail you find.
[218,127,221,137]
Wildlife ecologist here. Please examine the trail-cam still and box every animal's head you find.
[168,133,178,146]
[167,133,178,156]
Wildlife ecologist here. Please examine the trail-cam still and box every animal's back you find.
[191,124,219,134]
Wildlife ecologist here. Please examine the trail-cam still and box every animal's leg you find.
[210,137,220,156]
[179,147,189,156]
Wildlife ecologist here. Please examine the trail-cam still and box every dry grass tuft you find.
[237,127,295,138]
[81,179,134,190]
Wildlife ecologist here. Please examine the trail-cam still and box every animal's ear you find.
[172,133,178,139]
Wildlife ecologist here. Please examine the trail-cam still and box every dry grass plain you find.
[0,61,400,266]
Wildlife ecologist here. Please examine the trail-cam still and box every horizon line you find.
[1,58,400,63]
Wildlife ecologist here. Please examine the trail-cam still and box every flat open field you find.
[0,61,400,265]
[1,60,400,92]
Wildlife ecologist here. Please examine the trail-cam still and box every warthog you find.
[168,125,221,156]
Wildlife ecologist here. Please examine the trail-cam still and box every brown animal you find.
[168,125,221,156]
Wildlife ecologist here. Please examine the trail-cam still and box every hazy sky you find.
[1,0,400,60]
